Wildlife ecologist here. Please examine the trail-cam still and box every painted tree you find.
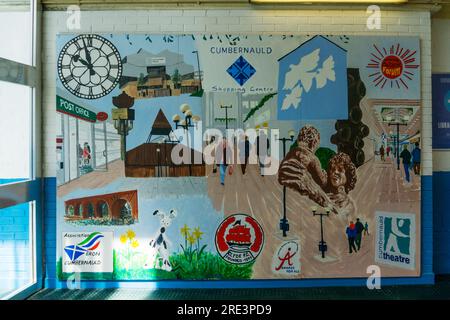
[330,68,369,167]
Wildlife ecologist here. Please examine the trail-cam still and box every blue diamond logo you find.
[226,56,256,86]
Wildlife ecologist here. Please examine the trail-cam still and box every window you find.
[0,0,41,300]
[0,81,32,181]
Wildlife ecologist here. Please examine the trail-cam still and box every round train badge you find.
[215,214,264,264]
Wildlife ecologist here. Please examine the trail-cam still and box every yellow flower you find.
[180,224,191,237]
[187,234,196,245]
[131,239,139,248]
[192,227,203,241]
[120,234,127,244]
[126,229,136,240]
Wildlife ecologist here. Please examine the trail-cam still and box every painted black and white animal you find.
[144,209,177,272]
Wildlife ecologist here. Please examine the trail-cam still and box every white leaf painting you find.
[281,85,303,111]
[281,49,336,111]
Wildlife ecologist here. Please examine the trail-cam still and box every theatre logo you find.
[62,232,113,273]
[375,212,415,270]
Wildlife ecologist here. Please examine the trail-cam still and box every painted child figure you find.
[144,209,177,272]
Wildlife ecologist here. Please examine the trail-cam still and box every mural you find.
[56,34,422,281]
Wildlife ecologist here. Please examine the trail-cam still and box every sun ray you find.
[399,78,408,89]
[404,50,417,60]
[401,49,410,59]
[373,44,385,58]
[371,53,382,61]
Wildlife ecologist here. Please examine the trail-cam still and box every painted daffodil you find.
[180,224,191,237]
[187,234,196,245]
[126,229,136,240]
[131,239,139,248]
[120,234,127,244]
[192,227,204,240]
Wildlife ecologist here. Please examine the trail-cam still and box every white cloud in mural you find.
[281,48,336,111]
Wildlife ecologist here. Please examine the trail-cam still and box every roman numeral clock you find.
[57,34,122,99]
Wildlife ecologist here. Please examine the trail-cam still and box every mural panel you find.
[56,34,422,281]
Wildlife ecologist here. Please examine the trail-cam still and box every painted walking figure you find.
[256,129,270,177]
[215,137,233,186]
[82,142,91,165]
[412,142,421,175]
[346,221,358,254]
[364,221,369,236]
[355,218,365,251]
[238,134,251,175]
[400,144,412,184]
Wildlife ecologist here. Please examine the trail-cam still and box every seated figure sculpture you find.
[278,125,357,215]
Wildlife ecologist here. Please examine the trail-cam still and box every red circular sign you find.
[381,55,403,79]
[215,214,264,265]
[96,112,108,122]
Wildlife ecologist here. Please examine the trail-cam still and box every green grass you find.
[170,252,253,280]
[57,250,175,281]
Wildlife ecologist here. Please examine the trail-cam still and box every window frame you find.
[0,0,43,300]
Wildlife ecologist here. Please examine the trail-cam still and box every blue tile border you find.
[43,176,434,289]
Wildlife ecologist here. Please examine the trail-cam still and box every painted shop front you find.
[54,33,424,285]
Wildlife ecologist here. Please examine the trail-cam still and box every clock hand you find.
[73,55,90,67]
[82,37,92,65]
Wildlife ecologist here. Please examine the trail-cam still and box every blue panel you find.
[433,172,450,274]
[44,176,434,288]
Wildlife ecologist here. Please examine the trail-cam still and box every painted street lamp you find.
[277,129,296,237]
[387,115,408,170]
[192,50,202,91]
[312,206,330,259]
[112,91,135,161]
[173,104,201,175]
[220,104,233,130]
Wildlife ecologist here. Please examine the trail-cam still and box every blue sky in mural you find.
[277,36,348,121]
[56,34,203,151]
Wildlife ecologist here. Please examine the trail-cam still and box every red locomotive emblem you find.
[215,214,264,264]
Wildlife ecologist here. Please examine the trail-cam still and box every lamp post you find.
[386,115,409,170]
[312,206,330,259]
[277,129,296,237]
[192,50,202,91]
[220,104,233,130]
[172,103,201,176]
[112,91,135,161]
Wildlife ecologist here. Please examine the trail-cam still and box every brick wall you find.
[0,199,32,292]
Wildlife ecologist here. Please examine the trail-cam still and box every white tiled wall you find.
[41,8,433,176]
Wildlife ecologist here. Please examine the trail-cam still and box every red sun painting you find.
[366,43,419,89]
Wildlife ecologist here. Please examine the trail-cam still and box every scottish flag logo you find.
[64,232,104,262]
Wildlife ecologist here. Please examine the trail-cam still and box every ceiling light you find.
[251,0,407,3]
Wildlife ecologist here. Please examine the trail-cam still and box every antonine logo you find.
[271,240,301,276]
[215,214,264,265]
[64,232,104,262]
[375,212,415,270]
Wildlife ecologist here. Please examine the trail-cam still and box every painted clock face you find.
[57,34,122,99]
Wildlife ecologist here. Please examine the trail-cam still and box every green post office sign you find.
[56,95,97,123]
